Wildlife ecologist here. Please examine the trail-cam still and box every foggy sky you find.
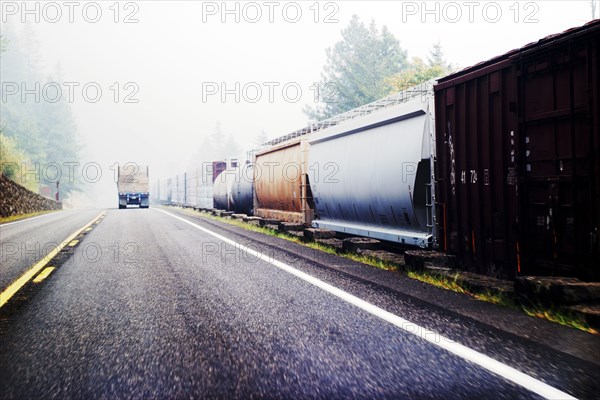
[0,0,593,207]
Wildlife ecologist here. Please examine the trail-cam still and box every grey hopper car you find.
[308,86,436,247]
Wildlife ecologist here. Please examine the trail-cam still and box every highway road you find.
[0,209,104,294]
[1,207,599,399]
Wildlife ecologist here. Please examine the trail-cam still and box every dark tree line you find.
[0,25,80,197]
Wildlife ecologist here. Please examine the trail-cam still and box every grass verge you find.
[172,206,598,335]
[407,267,598,334]
[522,307,598,335]
[407,269,467,294]
[0,209,59,225]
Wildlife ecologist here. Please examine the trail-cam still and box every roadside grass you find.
[407,269,467,294]
[473,290,513,307]
[406,268,517,308]
[172,206,598,335]
[404,268,597,334]
[0,209,59,224]
[522,307,598,335]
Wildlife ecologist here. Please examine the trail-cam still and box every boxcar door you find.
[518,36,599,279]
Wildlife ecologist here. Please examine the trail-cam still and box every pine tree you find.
[254,130,268,147]
[428,41,448,69]
[386,42,455,93]
[305,15,408,121]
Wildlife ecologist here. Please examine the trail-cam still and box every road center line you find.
[157,208,577,400]
[0,211,106,308]
[33,267,56,284]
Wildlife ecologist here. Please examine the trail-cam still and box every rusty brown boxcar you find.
[435,20,600,280]
[253,136,314,224]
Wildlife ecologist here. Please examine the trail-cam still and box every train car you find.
[196,161,224,209]
[179,163,218,208]
[308,83,436,248]
[213,168,234,211]
[253,136,313,224]
[214,157,255,214]
[185,169,199,207]
[167,161,227,209]
[434,19,600,279]
[197,183,213,209]
[231,162,254,215]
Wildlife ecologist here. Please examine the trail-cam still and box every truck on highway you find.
[117,164,150,209]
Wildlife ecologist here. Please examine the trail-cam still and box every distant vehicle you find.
[117,164,150,209]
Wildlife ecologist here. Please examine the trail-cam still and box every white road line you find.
[0,211,62,227]
[157,208,577,400]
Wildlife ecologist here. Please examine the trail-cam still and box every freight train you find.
[154,20,599,280]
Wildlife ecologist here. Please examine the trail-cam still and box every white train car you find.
[308,83,436,247]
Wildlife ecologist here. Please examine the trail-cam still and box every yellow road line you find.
[68,240,79,247]
[33,267,55,283]
[0,211,106,308]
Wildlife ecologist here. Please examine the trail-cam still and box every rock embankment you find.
[0,174,62,218]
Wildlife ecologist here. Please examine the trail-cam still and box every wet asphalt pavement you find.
[0,209,102,292]
[0,207,598,399]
